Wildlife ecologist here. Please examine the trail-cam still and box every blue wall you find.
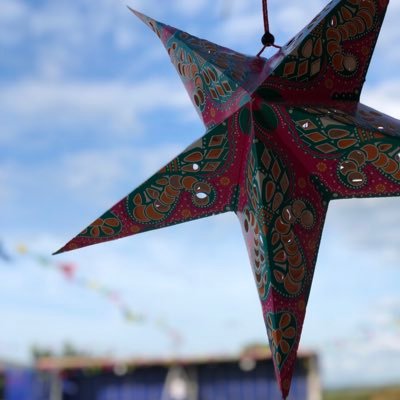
[61,359,308,400]
[5,369,51,400]
[3,359,310,399]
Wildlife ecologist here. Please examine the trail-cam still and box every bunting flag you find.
[156,319,185,350]
[0,241,12,262]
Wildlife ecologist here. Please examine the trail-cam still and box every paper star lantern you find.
[55,0,399,397]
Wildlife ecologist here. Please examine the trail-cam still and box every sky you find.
[1,0,400,389]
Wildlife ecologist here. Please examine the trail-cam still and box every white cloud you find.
[362,80,400,119]
[0,78,193,144]
[0,0,28,46]
[0,0,26,18]
[29,4,83,41]
[114,25,139,50]
[328,198,400,263]
[62,149,132,192]
[0,0,155,78]
[218,13,262,44]
[1,79,186,117]
[376,1,400,50]
[59,143,184,205]
[274,3,321,36]
[34,45,79,80]
[0,141,188,232]
[173,0,208,17]
[7,0,142,47]
[0,167,15,207]
[323,349,400,387]
[320,294,400,387]
[214,0,325,52]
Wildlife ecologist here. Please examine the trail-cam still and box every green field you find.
[324,386,400,400]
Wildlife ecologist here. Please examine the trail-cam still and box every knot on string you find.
[261,31,275,47]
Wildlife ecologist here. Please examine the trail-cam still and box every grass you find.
[324,386,400,400]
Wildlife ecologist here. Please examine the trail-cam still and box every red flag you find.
[59,263,77,280]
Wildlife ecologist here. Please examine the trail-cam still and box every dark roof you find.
[36,348,317,371]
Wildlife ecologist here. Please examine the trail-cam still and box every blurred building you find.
[20,348,321,400]
[0,359,47,400]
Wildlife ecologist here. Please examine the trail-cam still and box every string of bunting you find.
[0,241,184,348]
[2,242,398,354]
[14,243,143,323]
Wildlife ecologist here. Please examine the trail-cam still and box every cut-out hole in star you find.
[196,192,208,200]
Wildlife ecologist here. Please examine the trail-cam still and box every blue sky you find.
[1,0,400,389]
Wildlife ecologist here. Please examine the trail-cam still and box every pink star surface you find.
[55,1,399,397]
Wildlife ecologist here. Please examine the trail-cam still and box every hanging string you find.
[257,0,281,57]
[262,0,270,33]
